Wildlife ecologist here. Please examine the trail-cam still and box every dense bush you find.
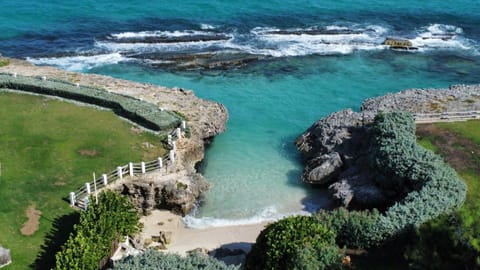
[245,216,343,270]
[315,208,381,249]
[369,112,467,240]
[0,74,181,131]
[55,191,140,270]
[112,249,239,270]
[405,213,479,269]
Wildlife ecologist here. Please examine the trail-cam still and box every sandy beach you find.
[140,210,267,257]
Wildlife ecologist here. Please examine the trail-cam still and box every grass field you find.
[0,91,167,269]
[417,119,480,253]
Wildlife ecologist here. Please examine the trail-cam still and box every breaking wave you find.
[183,206,310,229]
[27,23,479,71]
[26,53,130,72]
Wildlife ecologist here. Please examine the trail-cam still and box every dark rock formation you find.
[297,84,480,208]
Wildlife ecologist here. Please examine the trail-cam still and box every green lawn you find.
[0,91,166,269]
[417,120,480,253]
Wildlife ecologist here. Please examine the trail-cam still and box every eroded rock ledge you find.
[296,85,480,209]
[0,57,228,215]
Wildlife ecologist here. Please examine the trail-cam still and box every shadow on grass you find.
[31,212,80,270]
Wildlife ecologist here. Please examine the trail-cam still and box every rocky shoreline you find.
[0,57,228,216]
[296,84,480,209]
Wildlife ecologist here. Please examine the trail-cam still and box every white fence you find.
[414,111,480,123]
[69,123,186,210]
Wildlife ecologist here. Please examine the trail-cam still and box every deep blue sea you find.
[2,0,480,227]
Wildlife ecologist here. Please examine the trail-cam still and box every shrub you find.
[405,213,479,269]
[245,216,343,270]
[315,208,381,249]
[55,191,139,270]
[112,249,239,270]
[0,59,10,67]
[369,112,467,240]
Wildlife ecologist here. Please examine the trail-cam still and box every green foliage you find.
[287,241,343,270]
[315,208,381,249]
[0,58,10,67]
[369,112,467,240]
[0,92,166,270]
[55,191,139,270]
[112,249,239,270]
[405,213,478,269]
[245,216,343,270]
[0,73,181,132]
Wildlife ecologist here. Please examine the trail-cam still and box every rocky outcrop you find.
[297,84,480,208]
[0,58,228,215]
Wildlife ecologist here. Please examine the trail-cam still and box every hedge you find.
[55,191,140,270]
[0,73,181,132]
[369,112,467,241]
[112,249,239,270]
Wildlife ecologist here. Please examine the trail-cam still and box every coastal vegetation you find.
[246,216,342,270]
[0,58,9,67]
[247,112,469,269]
[55,191,140,269]
[112,249,240,270]
[0,92,166,269]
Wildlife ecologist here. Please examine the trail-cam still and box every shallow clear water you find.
[2,0,480,227]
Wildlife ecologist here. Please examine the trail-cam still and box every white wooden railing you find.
[69,121,187,210]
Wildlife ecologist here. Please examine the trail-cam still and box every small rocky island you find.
[296,85,480,209]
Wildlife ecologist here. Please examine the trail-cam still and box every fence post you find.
[86,182,91,194]
[172,141,176,152]
[129,162,134,177]
[102,174,108,185]
[176,127,182,138]
[181,120,186,130]
[13,72,17,78]
[117,166,123,180]
[169,150,175,163]
[84,197,89,211]
[69,192,76,206]
[168,134,172,145]
[158,157,163,168]
[141,162,146,174]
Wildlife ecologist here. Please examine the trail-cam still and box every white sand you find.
[140,210,267,255]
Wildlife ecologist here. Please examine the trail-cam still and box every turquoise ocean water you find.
[2,0,480,227]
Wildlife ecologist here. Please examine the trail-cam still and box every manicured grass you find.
[0,91,166,269]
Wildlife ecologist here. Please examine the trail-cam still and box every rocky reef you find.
[0,57,228,215]
[296,84,480,208]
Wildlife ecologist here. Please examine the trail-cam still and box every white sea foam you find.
[409,24,477,53]
[248,25,386,57]
[27,53,129,71]
[200,23,216,30]
[110,30,221,39]
[183,206,310,229]
[95,39,228,53]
